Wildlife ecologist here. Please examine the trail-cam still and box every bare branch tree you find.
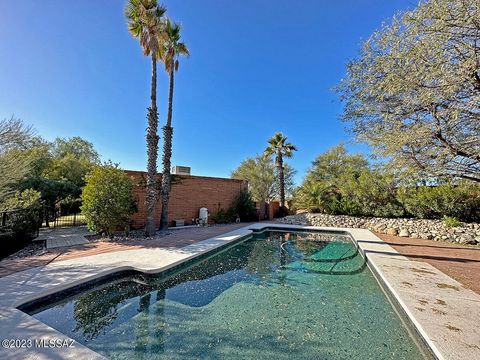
[337,0,480,182]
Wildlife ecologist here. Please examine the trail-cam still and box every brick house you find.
[126,170,248,229]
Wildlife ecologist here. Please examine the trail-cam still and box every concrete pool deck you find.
[0,223,479,359]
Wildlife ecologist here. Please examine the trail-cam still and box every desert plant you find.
[443,215,461,228]
[263,133,297,209]
[210,190,257,224]
[231,190,257,222]
[81,164,136,236]
[231,155,295,204]
[337,0,480,182]
[210,208,235,224]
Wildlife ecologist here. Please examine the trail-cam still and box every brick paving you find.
[0,223,252,278]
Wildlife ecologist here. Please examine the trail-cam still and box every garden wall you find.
[125,170,248,229]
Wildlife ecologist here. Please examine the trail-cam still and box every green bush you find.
[231,190,257,222]
[396,183,480,222]
[295,170,480,222]
[0,189,43,257]
[210,208,235,224]
[294,145,480,222]
[81,163,136,236]
[443,215,461,228]
[211,190,257,224]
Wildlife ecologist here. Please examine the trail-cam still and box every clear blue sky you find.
[0,0,414,184]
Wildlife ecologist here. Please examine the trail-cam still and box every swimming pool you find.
[20,229,431,359]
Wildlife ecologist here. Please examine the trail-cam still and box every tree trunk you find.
[159,60,175,230]
[145,54,159,237]
[277,152,285,208]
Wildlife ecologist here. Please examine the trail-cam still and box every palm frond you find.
[264,133,297,158]
[125,0,166,57]
[160,18,189,72]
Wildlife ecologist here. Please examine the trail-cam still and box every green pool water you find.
[23,230,430,359]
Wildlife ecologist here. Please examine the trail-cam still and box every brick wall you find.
[126,170,248,229]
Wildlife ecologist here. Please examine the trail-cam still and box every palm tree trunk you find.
[277,152,285,208]
[145,54,159,236]
[159,60,175,230]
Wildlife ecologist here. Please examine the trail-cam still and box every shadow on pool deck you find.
[0,223,256,278]
[1,224,479,297]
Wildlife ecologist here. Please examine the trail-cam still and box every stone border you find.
[278,214,480,245]
[0,223,479,359]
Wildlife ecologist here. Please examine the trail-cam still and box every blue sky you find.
[0,0,414,184]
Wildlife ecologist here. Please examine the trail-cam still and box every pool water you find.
[23,230,430,359]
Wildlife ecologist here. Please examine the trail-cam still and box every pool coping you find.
[0,223,479,359]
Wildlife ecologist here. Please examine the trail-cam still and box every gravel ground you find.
[4,241,46,260]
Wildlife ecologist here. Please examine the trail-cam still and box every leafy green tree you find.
[231,155,295,204]
[295,145,403,217]
[0,117,34,203]
[19,176,79,226]
[126,0,166,236]
[295,144,369,212]
[159,19,189,230]
[294,179,337,213]
[337,0,480,182]
[46,137,100,188]
[263,133,297,209]
[10,136,99,225]
[295,144,480,221]
[307,144,368,184]
[81,163,136,236]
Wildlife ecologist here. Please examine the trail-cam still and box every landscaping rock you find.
[458,235,476,245]
[386,228,398,236]
[275,213,479,246]
[398,229,410,237]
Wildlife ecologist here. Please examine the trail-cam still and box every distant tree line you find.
[0,116,102,255]
[294,144,480,222]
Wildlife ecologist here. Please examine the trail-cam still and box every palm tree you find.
[125,0,166,236]
[264,132,297,209]
[159,19,189,230]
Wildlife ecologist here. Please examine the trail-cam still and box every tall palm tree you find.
[264,132,297,209]
[125,0,166,236]
[159,19,189,230]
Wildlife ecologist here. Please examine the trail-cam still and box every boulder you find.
[385,228,398,236]
[458,235,476,245]
[398,229,410,237]
[419,232,433,240]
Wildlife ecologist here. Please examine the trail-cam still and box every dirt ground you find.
[377,233,480,294]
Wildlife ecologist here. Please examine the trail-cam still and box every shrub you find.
[211,190,257,224]
[294,146,480,221]
[210,208,235,224]
[81,163,136,236]
[0,189,43,257]
[231,190,257,222]
[443,215,461,228]
[396,183,480,222]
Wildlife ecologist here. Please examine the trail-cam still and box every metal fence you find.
[49,212,87,228]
